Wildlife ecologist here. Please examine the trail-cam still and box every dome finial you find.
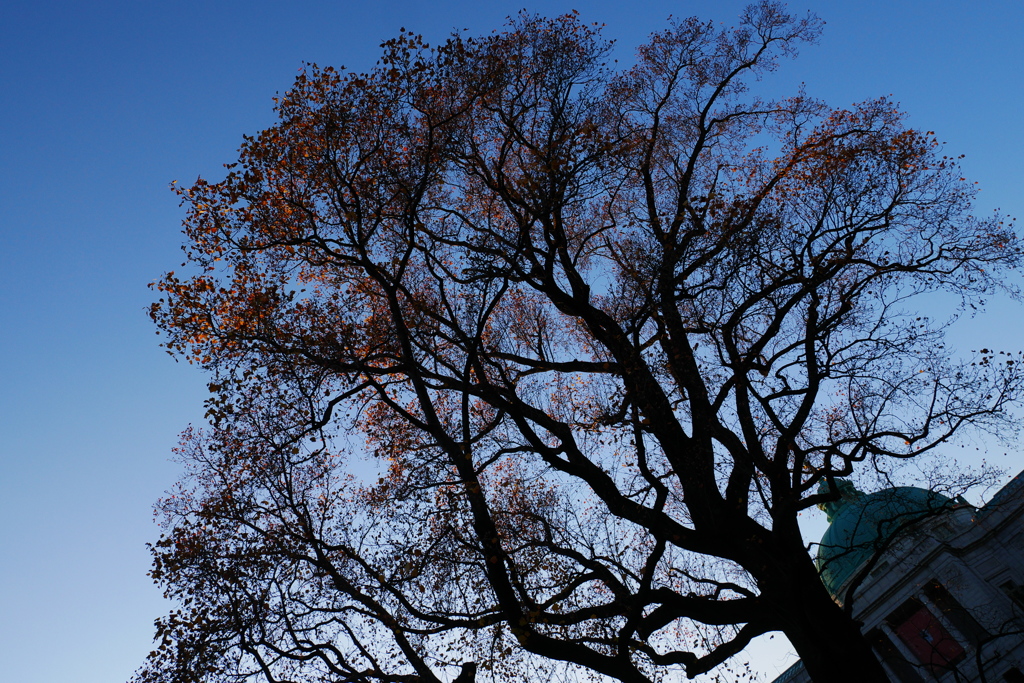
[817,478,864,523]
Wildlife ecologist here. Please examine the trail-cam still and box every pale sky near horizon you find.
[1,2,1023,682]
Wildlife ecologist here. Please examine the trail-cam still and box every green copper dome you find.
[815,481,957,598]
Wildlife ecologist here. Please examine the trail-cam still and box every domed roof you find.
[815,481,957,598]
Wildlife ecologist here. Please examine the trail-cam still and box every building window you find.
[1000,580,1024,609]
[1003,667,1024,683]
[885,598,965,673]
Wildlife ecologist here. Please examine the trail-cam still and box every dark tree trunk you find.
[762,547,891,682]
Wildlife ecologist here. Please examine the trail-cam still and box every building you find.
[772,471,1024,682]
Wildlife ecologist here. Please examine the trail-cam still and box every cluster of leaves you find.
[137,3,1021,682]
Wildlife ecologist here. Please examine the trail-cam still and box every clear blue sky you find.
[1,2,1022,681]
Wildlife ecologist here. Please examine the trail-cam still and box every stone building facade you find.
[772,471,1024,682]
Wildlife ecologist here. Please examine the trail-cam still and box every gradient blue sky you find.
[1,2,1022,681]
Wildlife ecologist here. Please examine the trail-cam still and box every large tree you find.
[137,4,1022,682]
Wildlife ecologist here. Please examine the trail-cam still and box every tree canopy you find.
[138,3,1022,682]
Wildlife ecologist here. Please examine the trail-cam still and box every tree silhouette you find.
[137,3,1022,682]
